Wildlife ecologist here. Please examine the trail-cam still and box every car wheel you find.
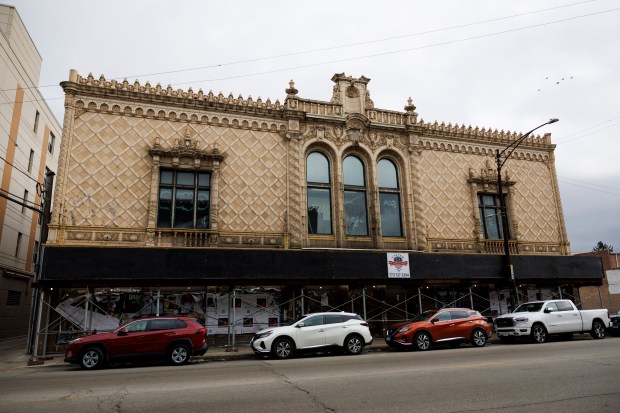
[344,334,364,355]
[471,328,488,347]
[169,344,190,365]
[272,338,294,359]
[414,331,432,351]
[80,347,105,370]
[590,320,607,339]
[499,336,516,344]
[531,324,547,343]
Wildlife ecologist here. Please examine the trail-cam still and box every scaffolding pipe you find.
[558,286,563,300]
[156,289,160,316]
[84,289,91,332]
[301,288,305,316]
[362,288,367,321]
[418,288,423,313]
[31,290,45,361]
[232,288,236,349]
[42,292,51,357]
[598,286,604,308]
[227,292,232,346]
[469,287,474,310]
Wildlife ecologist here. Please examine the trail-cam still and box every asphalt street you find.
[1,335,619,413]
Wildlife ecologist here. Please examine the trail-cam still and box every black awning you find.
[39,246,604,287]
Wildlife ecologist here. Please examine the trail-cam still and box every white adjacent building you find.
[0,4,61,338]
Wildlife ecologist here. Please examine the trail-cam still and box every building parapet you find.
[63,70,554,149]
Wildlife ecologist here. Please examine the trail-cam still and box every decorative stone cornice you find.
[61,70,557,151]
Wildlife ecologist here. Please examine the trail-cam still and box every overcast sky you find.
[9,0,620,253]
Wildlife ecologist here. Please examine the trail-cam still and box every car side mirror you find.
[431,318,439,324]
[117,328,128,336]
[296,322,305,328]
[544,308,554,313]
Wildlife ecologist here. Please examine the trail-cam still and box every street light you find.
[496,118,559,307]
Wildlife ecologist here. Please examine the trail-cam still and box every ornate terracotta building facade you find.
[34,70,603,341]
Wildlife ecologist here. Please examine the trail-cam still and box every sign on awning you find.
[387,252,410,278]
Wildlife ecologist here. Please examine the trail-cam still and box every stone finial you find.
[404,97,416,112]
[286,79,298,96]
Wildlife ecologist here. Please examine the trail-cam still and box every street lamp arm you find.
[497,118,559,169]
[495,117,558,308]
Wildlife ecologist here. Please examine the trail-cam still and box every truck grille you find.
[495,318,515,328]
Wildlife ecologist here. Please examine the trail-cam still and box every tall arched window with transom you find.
[306,152,332,234]
[343,155,368,236]
[377,158,402,237]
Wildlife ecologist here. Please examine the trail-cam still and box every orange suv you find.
[385,308,491,351]
[65,316,208,369]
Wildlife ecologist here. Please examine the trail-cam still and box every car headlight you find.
[514,317,529,324]
[255,330,273,339]
[397,326,411,333]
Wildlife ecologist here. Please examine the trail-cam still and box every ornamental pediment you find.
[148,127,224,165]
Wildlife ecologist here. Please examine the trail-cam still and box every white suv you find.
[250,312,373,359]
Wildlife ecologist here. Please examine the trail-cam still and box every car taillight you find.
[195,328,206,335]
[361,322,369,327]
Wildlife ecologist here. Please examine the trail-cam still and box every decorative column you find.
[284,80,303,249]
[49,69,79,242]
[404,98,427,251]
[547,148,570,254]
[145,138,161,246]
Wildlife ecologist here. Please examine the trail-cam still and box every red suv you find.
[65,316,208,369]
[385,308,491,351]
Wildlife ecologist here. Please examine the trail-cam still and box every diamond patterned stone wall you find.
[66,112,151,227]
[64,112,287,232]
[217,128,287,232]
[419,150,476,239]
[419,150,560,244]
[508,159,560,242]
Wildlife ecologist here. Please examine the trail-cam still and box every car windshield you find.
[409,310,436,322]
[513,303,544,313]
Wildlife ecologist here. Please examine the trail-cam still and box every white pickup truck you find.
[494,299,610,343]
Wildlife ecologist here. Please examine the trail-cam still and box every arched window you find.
[306,152,332,234]
[377,159,402,237]
[343,155,368,236]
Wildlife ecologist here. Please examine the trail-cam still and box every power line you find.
[3,6,620,106]
[555,118,620,145]
[0,0,599,92]
[559,176,620,192]
[0,152,41,184]
[558,179,620,197]
[0,190,42,213]
[0,187,41,207]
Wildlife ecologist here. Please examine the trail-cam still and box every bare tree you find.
[592,241,614,253]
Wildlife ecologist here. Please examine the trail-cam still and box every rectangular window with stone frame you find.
[157,170,211,229]
[477,193,509,240]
